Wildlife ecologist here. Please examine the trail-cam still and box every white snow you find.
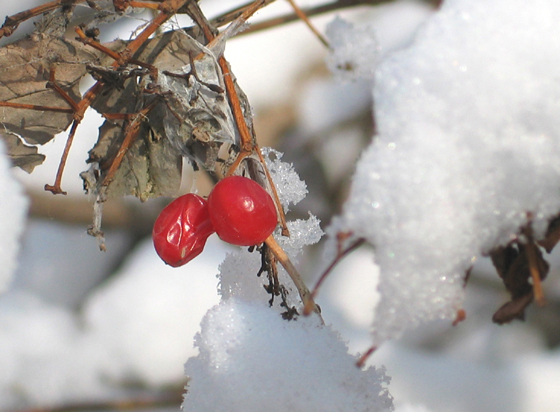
[183,299,392,412]
[4,0,560,411]
[332,0,560,343]
[0,236,228,409]
[0,140,28,293]
[263,147,308,211]
[326,17,379,81]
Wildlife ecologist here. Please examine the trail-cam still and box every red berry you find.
[152,194,215,267]
[207,176,277,246]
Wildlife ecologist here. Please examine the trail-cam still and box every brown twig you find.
[210,0,393,35]
[0,101,73,113]
[356,345,376,368]
[285,0,329,48]
[525,238,546,307]
[0,0,86,39]
[44,119,80,194]
[41,0,192,194]
[303,235,365,315]
[265,235,321,317]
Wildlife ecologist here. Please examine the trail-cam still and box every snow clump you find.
[326,17,380,82]
[331,0,560,343]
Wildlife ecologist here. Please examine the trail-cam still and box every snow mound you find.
[183,299,393,412]
[332,0,560,342]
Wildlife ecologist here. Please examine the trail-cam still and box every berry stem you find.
[265,235,322,320]
[185,0,290,236]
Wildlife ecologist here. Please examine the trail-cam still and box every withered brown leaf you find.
[538,214,560,253]
[490,243,549,324]
[0,132,45,172]
[84,105,182,200]
[84,29,241,199]
[0,25,119,171]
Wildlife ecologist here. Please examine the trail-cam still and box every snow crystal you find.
[262,147,307,211]
[276,214,323,260]
[183,299,393,412]
[326,17,380,82]
[333,0,560,343]
[0,140,28,293]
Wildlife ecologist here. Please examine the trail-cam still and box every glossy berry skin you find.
[208,176,278,246]
[152,194,215,267]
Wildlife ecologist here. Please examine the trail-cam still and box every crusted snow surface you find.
[332,0,560,343]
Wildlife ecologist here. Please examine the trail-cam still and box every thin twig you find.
[44,119,79,195]
[356,345,376,368]
[0,0,86,39]
[303,237,365,315]
[525,240,546,307]
[285,0,329,48]
[0,101,73,113]
[265,235,322,318]
[186,1,317,311]
[210,0,393,35]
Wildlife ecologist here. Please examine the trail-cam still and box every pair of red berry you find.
[153,176,278,267]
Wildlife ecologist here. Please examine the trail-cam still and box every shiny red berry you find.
[207,176,278,246]
[152,194,215,267]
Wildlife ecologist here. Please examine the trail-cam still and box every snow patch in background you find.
[0,236,227,409]
[0,141,28,293]
[326,17,379,81]
[332,0,560,343]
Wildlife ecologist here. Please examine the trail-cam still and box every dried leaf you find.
[86,107,182,199]
[538,214,560,253]
[85,29,243,199]
[0,36,100,142]
[0,132,45,172]
[492,292,534,324]
[0,16,122,171]
[490,242,549,324]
